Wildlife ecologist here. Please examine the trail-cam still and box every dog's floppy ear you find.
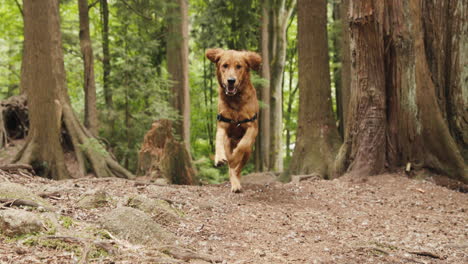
[244,51,262,71]
[206,48,224,63]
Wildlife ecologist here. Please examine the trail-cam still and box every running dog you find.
[206,48,261,193]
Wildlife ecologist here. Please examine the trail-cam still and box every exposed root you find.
[158,245,223,263]
[0,198,54,212]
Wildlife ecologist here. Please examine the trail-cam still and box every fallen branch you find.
[159,245,222,263]
[0,164,34,172]
[0,198,54,211]
[408,251,443,259]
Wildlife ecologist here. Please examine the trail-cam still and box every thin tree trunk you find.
[100,0,112,110]
[256,0,271,171]
[288,0,341,179]
[166,0,190,151]
[78,0,98,136]
[269,0,296,172]
[333,0,351,139]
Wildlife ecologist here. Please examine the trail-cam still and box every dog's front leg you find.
[214,126,228,167]
[228,125,257,193]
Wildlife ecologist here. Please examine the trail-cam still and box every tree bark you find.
[423,0,468,161]
[166,0,191,151]
[334,0,351,139]
[334,0,467,182]
[268,0,296,172]
[255,0,271,172]
[288,0,341,179]
[100,0,112,110]
[137,120,196,185]
[78,0,98,136]
[334,0,387,177]
[15,0,134,180]
[17,0,68,180]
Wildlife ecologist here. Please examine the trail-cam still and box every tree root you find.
[158,245,223,263]
[0,198,55,212]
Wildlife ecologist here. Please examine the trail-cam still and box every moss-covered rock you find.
[0,209,44,237]
[126,195,182,225]
[100,206,173,245]
[76,189,112,209]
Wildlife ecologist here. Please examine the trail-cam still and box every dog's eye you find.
[222,64,228,69]
[236,65,242,69]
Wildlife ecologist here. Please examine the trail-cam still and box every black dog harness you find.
[217,113,258,127]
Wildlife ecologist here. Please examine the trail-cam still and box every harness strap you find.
[217,113,258,126]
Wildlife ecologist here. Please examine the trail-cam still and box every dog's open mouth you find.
[224,84,238,96]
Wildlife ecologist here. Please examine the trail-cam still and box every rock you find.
[126,195,182,225]
[0,209,44,237]
[100,206,173,245]
[0,182,51,208]
[76,189,112,209]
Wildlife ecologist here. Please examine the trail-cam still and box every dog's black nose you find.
[227,77,236,84]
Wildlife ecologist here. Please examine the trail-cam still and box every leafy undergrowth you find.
[0,169,466,263]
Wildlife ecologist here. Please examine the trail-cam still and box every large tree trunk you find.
[423,0,468,161]
[166,0,191,151]
[255,0,271,172]
[334,0,467,182]
[334,0,387,177]
[15,0,133,180]
[288,0,341,179]
[16,0,68,180]
[268,0,296,172]
[78,0,98,136]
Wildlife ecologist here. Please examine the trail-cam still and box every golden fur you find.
[206,48,261,192]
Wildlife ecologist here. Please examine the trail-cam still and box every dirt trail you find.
[0,172,467,263]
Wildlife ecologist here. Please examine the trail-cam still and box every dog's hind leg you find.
[214,127,228,167]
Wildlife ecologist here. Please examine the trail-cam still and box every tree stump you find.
[137,120,196,185]
[0,95,29,148]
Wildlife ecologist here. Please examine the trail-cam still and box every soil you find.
[0,168,466,264]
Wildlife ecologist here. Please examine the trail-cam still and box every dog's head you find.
[206,48,261,96]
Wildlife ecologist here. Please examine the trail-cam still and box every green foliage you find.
[0,0,23,98]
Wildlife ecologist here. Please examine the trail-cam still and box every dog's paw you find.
[230,181,242,193]
[214,157,227,167]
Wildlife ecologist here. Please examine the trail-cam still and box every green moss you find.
[38,238,81,255]
[43,219,57,235]
[59,216,74,229]
[89,247,110,259]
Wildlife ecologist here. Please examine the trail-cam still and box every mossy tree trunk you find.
[287,0,341,179]
[14,0,133,180]
[268,0,296,173]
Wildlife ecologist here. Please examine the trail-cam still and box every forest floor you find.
[0,166,466,264]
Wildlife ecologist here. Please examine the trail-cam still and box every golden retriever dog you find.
[206,48,262,192]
